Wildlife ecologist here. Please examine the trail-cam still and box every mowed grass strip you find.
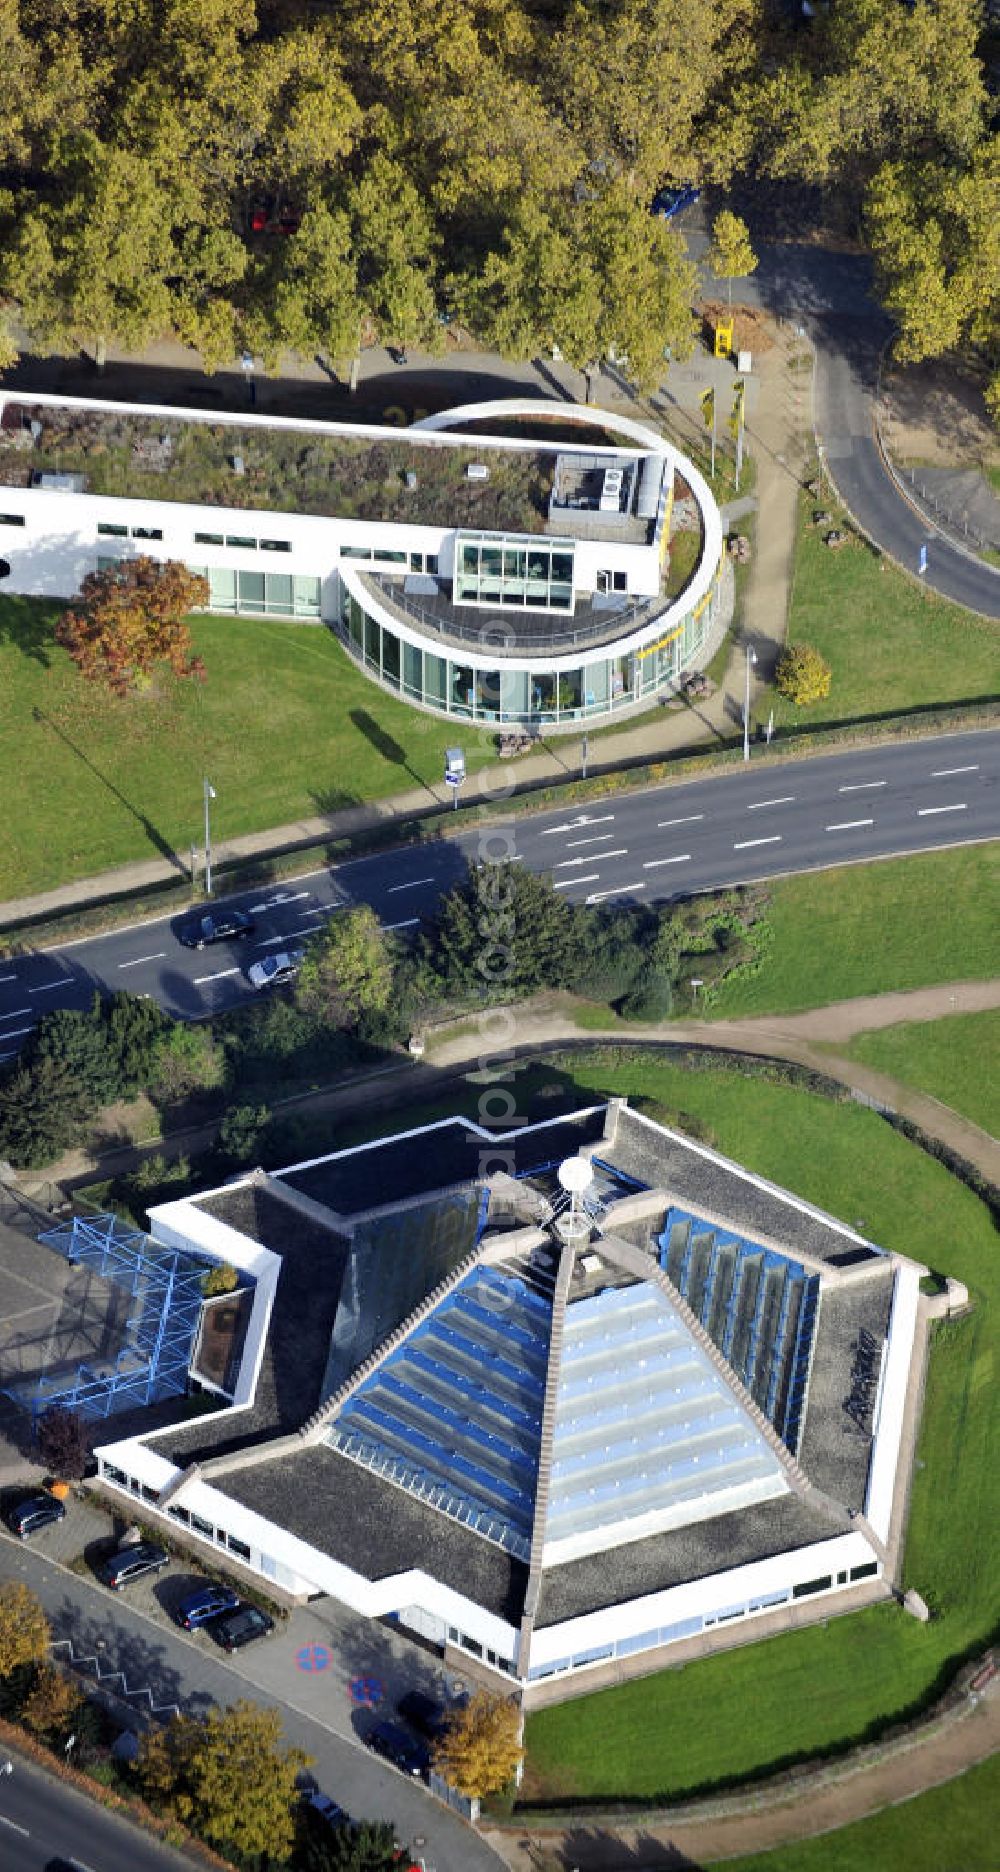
[709,845,999,1017]
[844,1009,1000,1138]
[0,597,496,896]
[518,1052,998,1804]
[775,495,999,730]
[710,1752,1000,1872]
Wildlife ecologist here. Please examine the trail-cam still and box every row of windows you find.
[101,1463,253,1563]
[98,522,164,541]
[190,566,322,618]
[342,545,440,573]
[194,530,292,552]
[341,594,709,724]
[454,533,575,613]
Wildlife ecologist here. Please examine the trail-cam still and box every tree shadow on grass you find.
[0,592,60,667]
[556,1830,702,1870]
[349,708,436,796]
[32,706,188,876]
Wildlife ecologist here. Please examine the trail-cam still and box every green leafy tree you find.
[152,1023,225,1102]
[708,210,757,309]
[426,862,580,999]
[106,993,170,1099]
[218,1102,270,1167]
[865,139,1000,372]
[0,1054,92,1167]
[298,1810,402,1871]
[140,1700,308,1861]
[432,1689,522,1798]
[37,1406,89,1480]
[202,1261,240,1298]
[246,201,359,372]
[775,641,832,705]
[0,1583,50,1679]
[31,1000,121,1107]
[297,904,394,1029]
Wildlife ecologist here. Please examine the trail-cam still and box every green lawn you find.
[709,846,999,1017]
[844,1010,1000,1137]
[775,493,999,729]
[714,1753,1000,1872]
[0,598,497,896]
[516,1050,998,1804]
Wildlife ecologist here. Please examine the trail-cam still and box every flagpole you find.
[711,398,716,481]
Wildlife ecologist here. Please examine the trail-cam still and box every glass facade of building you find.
[453,533,575,612]
[337,584,717,726]
[98,559,323,620]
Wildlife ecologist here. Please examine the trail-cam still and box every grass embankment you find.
[508,1051,998,1805]
[843,1009,1000,1137]
[708,845,999,1018]
[776,492,999,730]
[713,1752,1000,1872]
[0,597,496,897]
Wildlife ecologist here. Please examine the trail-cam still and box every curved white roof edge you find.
[414,395,671,454]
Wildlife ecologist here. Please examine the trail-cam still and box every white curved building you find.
[0,391,724,731]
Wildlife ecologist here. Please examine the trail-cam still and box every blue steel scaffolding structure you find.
[4,1212,207,1425]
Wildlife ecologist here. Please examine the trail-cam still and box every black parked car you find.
[97,1542,169,1591]
[397,1689,450,1742]
[178,909,256,949]
[206,1603,274,1652]
[4,1493,66,1539]
[365,1720,430,1779]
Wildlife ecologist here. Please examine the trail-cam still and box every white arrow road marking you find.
[540,813,615,835]
[585,882,647,903]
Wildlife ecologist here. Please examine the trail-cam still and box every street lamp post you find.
[203,779,216,895]
[743,645,757,763]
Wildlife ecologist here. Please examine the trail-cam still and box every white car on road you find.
[246,949,304,991]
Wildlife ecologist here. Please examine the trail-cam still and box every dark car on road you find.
[206,1603,274,1652]
[397,1688,450,1743]
[178,909,256,949]
[4,1493,66,1539]
[97,1541,169,1591]
[174,1582,241,1630]
[365,1720,430,1779]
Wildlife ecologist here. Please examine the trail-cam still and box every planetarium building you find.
[0,391,725,731]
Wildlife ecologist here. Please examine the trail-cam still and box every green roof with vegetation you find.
[0,400,557,532]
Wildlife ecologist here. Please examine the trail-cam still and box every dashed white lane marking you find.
[540,813,615,836]
[838,780,886,792]
[556,849,628,869]
[117,951,167,969]
[643,854,692,869]
[382,917,420,931]
[0,1025,35,1040]
[825,818,874,832]
[554,874,599,890]
[0,972,17,981]
[733,836,782,850]
[386,877,435,892]
[918,803,967,816]
[29,978,71,994]
[585,882,647,903]
[193,966,241,984]
[0,1052,19,1063]
[0,1006,33,1020]
[747,796,795,810]
[931,764,978,777]
[248,902,269,913]
[0,1814,29,1836]
[657,813,704,828]
[565,833,617,848]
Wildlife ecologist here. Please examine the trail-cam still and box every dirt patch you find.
[882,354,1000,471]
[699,301,775,356]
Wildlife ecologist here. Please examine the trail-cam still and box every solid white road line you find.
[386,877,435,892]
[29,979,71,994]
[918,803,967,816]
[193,967,242,984]
[733,836,782,850]
[747,796,795,810]
[116,951,167,969]
[382,917,420,931]
[540,813,615,836]
[564,833,617,848]
[553,873,599,889]
[0,1814,29,1835]
[0,1007,33,1020]
[585,883,647,903]
[643,854,692,869]
[931,765,978,777]
[556,849,628,869]
[657,813,704,828]
[838,780,886,792]
[825,818,874,832]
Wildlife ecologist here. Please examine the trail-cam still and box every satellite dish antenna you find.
[553,1157,596,1244]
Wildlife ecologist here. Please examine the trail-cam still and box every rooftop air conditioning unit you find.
[466,463,490,481]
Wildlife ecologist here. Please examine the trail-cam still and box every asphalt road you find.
[1,731,996,1055]
[0,1745,197,1872]
[0,1539,500,1872]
